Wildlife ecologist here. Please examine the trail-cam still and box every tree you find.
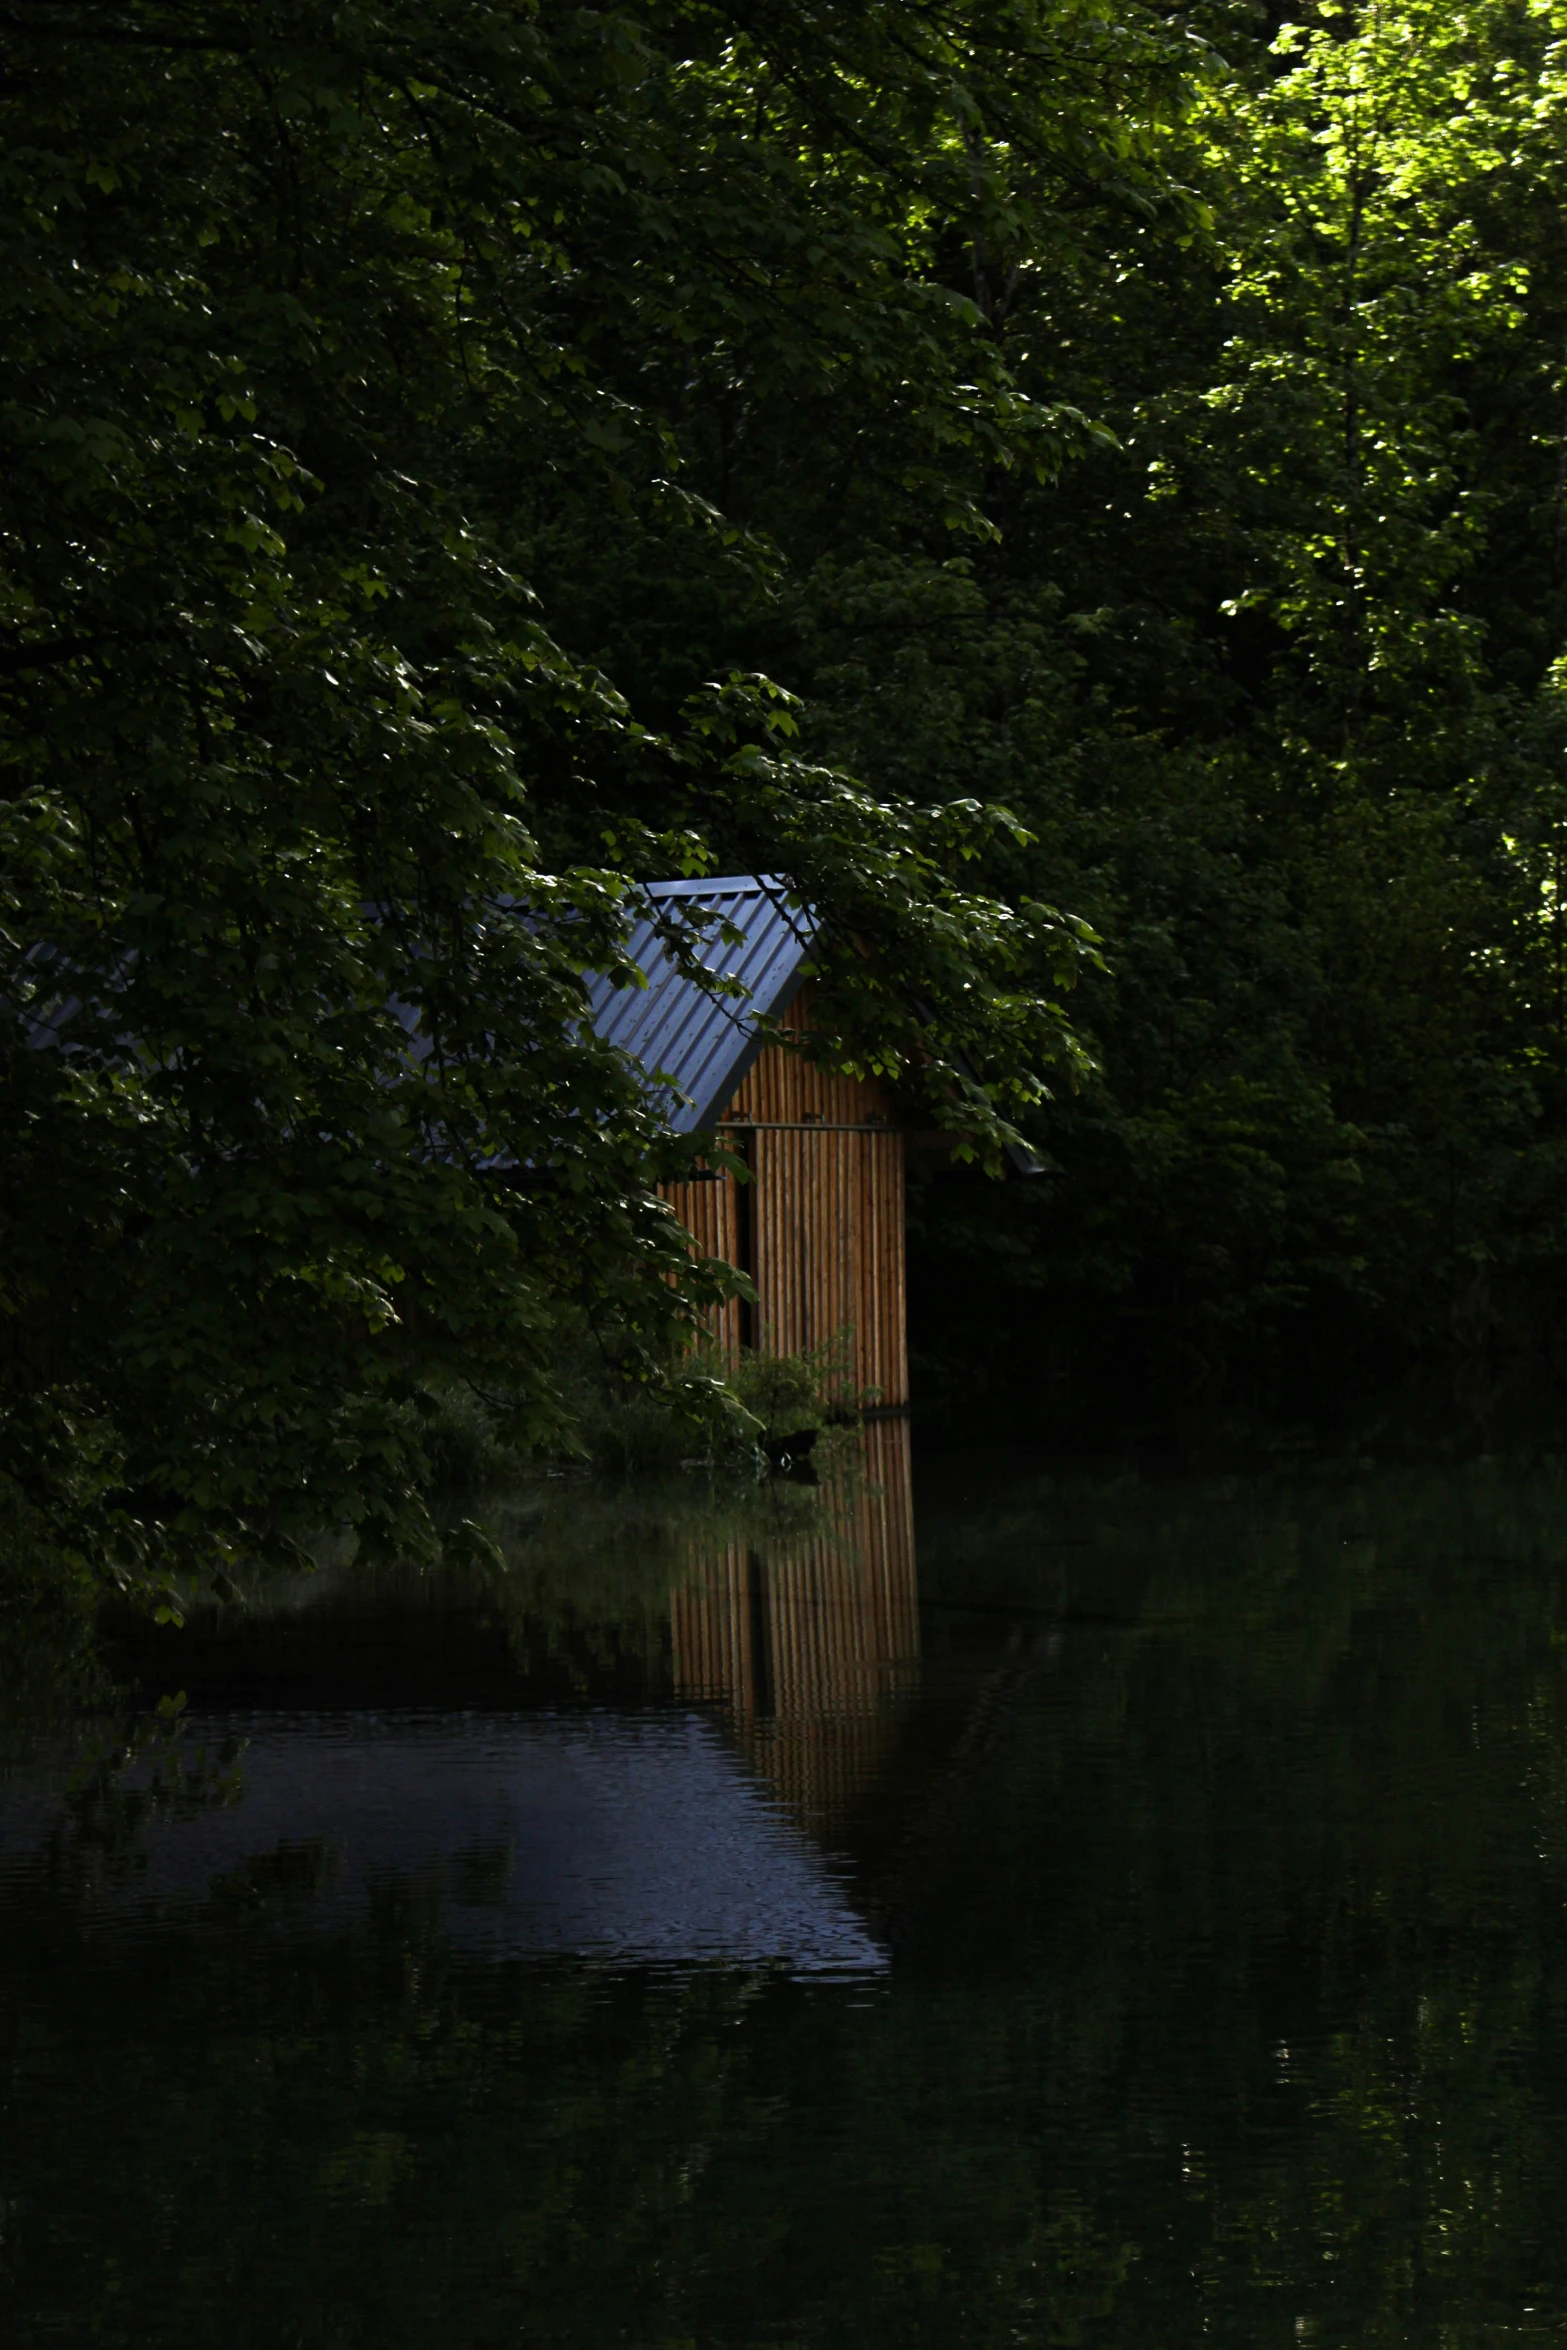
[0,0,1194,1590]
[786,0,1567,1429]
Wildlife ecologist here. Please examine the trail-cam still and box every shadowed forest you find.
[6,0,1567,1592]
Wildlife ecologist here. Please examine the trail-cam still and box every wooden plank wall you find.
[724,988,896,1126]
[658,986,909,1406]
[658,1163,746,1356]
[670,1420,918,1837]
[744,1125,905,1404]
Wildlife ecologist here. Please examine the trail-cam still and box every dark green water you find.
[8,1446,1567,2346]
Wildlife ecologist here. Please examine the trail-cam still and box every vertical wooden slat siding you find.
[670,1422,919,1835]
[655,981,909,1404]
[655,1162,744,1354]
[725,986,899,1127]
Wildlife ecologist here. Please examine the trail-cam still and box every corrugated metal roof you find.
[13,881,816,1145]
[586,877,815,1134]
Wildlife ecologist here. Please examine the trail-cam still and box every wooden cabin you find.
[586,877,908,1407]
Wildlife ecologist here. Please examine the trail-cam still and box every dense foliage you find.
[0,0,1154,1590]
[890,0,1567,1433]
[7,0,1567,1585]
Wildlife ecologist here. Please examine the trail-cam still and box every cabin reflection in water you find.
[671,1419,919,1838]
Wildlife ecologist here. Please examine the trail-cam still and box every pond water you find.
[7,1429,1567,2345]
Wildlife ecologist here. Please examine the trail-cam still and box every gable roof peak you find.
[586,874,816,1135]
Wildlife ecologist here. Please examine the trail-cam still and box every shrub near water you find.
[406,1332,869,1489]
